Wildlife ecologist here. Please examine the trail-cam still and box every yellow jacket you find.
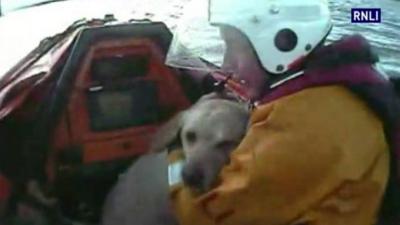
[170,86,389,225]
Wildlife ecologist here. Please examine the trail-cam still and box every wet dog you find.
[100,92,249,225]
[151,92,249,192]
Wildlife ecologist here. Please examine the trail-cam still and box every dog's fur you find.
[100,93,249,225]
[151,92,249,192]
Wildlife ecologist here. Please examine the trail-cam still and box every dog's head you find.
[150,92,249,192]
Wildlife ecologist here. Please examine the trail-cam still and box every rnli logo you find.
[351,8,381,23]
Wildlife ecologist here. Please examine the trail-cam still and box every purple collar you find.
[261,63,386,103]
[260,34,385,104]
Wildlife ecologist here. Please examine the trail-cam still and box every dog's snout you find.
[181,165,204,189]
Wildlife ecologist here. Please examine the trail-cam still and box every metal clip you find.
[247,100,257,111]
[213,74,233,93]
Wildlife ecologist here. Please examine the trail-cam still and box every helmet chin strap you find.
[210,68,307,110]
[269,70,305,89]
[210,71,257,110]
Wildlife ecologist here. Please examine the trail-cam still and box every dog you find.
[150,92,249,192]
[100,92,249,225]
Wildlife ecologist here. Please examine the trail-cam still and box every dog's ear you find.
[150,112,185,153]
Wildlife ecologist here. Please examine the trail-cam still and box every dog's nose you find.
[181,166,204,189]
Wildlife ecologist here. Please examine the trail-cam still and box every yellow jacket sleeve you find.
[170,86,389,225]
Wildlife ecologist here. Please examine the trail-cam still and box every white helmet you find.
[166,0,333,75]
[209,0,333,74]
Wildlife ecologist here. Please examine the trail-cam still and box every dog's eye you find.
[186,131,197,144]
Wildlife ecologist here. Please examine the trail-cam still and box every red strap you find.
[211,72,251,101]
[0,174,11,202]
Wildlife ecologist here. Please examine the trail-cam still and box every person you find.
[164,0,400,225]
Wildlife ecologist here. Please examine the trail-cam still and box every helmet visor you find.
[165,0,226,72]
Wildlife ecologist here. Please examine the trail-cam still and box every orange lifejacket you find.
[169,86,389,225]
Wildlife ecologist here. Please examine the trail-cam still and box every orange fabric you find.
[170,86,389,225]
